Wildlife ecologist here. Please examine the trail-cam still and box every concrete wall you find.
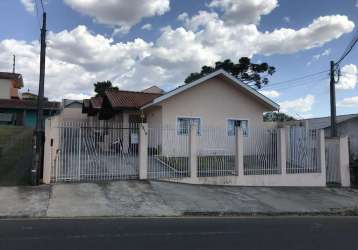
[43,116,60,184]
[173,173,326,187]
[0,79,11,99]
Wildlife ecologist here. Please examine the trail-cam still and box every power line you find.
[248,70,329,90]
[263,76,329,91]
[335,29,358,65]
[34,0,42,29]
[40,0,45,12]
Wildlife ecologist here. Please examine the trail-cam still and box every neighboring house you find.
[21,91,38,100]
[302,114,358,160]
[57,99,87,122]
[83,96,103,120]
[0,99,60,127]
[81,70,279,152]
[0,71,60,127]
[0,72,23,99]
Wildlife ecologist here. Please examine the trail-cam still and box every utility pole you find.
[32,12,47,185]
[12,55,15,73]
[329,60,337,137]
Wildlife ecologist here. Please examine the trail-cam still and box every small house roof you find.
[0,99,60,110]
[141,69,280,110]
[303,113,358,129]
[105,89,162,110]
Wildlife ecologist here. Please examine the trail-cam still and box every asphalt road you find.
[0,217,357,250]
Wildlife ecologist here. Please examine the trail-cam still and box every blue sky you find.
[0,0,357,118]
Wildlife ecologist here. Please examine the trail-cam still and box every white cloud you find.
[208,0,278,25]
[356,0,358,7]
[307,48,331,66]
[337,96,358,107]
[64,0,170,33]
[141,23,152,31]
[257,15,354,55]
[336,64,357,90]
[0,3,355,101]
[259,90,280,98]
[283,16,290,23]
[20,0,35,13]
[63,93,93,100]
[280,94,315,114]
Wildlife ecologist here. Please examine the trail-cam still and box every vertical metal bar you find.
[78,125,81,181]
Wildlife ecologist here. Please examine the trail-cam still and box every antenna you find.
[12,55,15,73]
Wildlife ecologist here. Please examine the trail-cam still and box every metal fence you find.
[147,126,190,179]
[243,127,279,175]
[286,127,320,174]
[52,121,139,182]
[197,127,236,177]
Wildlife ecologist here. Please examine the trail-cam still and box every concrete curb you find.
[183,208,358,217]
[1,208,358,220]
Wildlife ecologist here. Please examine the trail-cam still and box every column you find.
[189,124,198,179]
[139,123,148,180]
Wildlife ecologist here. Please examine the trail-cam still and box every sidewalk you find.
[1,181,358,218]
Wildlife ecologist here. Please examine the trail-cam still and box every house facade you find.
[0,72,60,127]
[0,72,23,100]
[83,70,278,132]
[80,70,279,156]
[47,70,351,187]
[142,70,278,132]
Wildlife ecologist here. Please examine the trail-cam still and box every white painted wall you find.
[144,76,276,156]
[159,76,273,128]
[0,79,11,99]
[59,103,88,122]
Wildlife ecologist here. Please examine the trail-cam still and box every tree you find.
[263,112,295,122]
[185,58,276,89]
[94,80,118,97]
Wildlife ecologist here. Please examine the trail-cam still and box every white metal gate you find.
[51,122,139,182]
[286,127,320,174]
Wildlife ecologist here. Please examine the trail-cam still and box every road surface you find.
[0,217,357,250]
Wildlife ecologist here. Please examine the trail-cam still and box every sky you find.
[0,0,357,118]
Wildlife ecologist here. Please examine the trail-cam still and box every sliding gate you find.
[52,122,139,182]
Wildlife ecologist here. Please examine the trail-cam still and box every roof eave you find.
[141,69,280,110]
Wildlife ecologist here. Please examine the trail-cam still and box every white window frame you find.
[226,118,249,137]
[176,116,202,136]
